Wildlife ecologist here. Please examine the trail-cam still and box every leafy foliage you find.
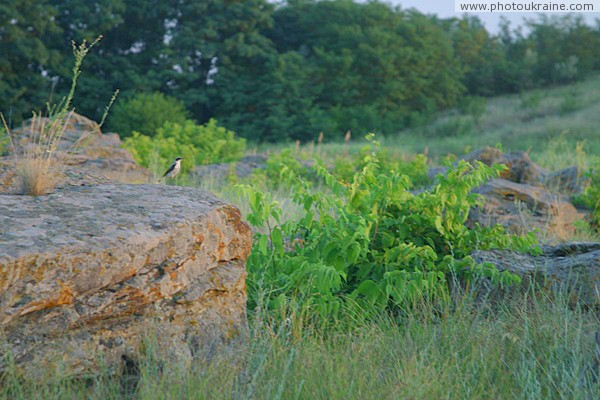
[240,135,538,318]
[123,119,245,175]
[332,149,430,188]
[0,0,62,123]
[2,2,600,140]
[109,92,189,138]
[266,1,465,140]
[575,166,600,227]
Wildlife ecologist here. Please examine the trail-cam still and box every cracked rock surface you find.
[472,242,600,306]
[0,184,251,379]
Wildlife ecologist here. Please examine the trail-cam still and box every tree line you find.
[2,0,599,142]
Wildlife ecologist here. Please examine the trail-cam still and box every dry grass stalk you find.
[317,132,324,157]
[1,37,116,196]
[344,130,351,143]
[2,111,77,195]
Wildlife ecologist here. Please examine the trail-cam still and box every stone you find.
[461,146,548,185]
[542,166,588,194]
[0,184,251,379]
[192,154,268,183]
[472,242,600,306]
[469,178,584,239]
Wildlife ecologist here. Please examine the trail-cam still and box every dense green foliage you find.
[2,1,600,141]
[0,0,62,123]
[109,92,189,138]
[576,166,600,227]
[332,150,430,188]
[123,119,245,175]
[240,136,538,318]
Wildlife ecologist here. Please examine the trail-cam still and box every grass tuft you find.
[4,112,71,195]
[1,37,111,196]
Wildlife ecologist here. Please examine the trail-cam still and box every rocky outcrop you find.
[472,242,600,306]
[462,147,548,185]
[192,155,268,183]
[542,166,587,194]
[460,146,588,194]
[469,179,585,238]
[441,147,590,238]
[0,184,251,379]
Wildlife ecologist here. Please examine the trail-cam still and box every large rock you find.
[542,166,588,194]
[460,147,589,195]
[462,147,548,185]
[469,179,584,239]
[472,242,600,306]
[192,154,268,184]
[0,184,251,379]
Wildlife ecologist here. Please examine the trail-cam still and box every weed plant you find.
[2,38,116,195]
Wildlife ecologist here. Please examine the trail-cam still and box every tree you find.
[49,0,170,121]
[0,0,62,124]
[268,1,465,136]
[109,92,189,138]
[160,0,275,123]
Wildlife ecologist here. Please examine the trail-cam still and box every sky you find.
[381,0,600,33]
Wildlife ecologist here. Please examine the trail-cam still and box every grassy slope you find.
[255,73,600,171]
[394,74,600,162]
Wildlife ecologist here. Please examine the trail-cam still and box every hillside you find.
[284,73,600,170]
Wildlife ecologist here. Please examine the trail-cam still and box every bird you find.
[160,157,182,181]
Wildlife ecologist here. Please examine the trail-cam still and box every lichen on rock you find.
[0,184,251,379]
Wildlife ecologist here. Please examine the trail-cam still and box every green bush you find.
[575,166,600,227]
[109,92,189,138]
[558,89,583,115]
[332,149,430,188]
[0,126,9,156]
[239,135,538,319]
[519,90,542,110]
[458,96,487,125]
[263,149,309,188]
[123,119,246,175]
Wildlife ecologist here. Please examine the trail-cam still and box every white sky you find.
[380,1,600,33]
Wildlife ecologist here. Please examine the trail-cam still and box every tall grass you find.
[2,110,74,195]
[1,288,597,400]
[1,37,116,195]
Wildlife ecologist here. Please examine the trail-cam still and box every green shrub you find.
[381,151,430,188]
[574,166,600,227]
[559,89,583,115]
[246,149,312,190]
[109,92,189,138]
[0,126,9,156]
[266,149,308,187]
[331,156,356,182]
[240,135,538,319]
[458,96,486,125]
[332,149,430,188]
[519,90,542,110]
[123,119,245,175]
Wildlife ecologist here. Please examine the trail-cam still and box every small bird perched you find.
[160,157,182,181]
